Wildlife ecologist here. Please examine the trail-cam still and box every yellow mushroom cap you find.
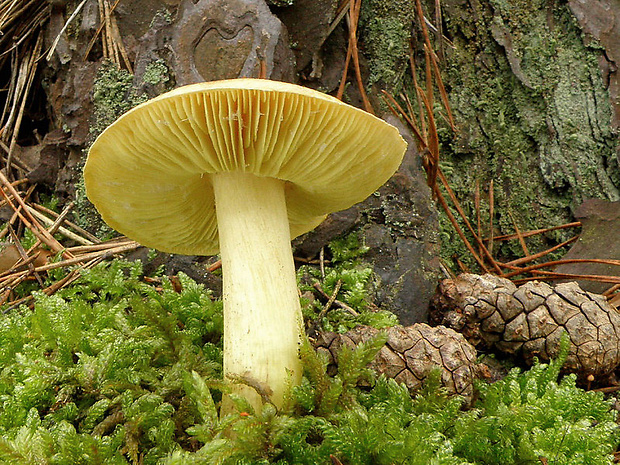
[84,79,407,255]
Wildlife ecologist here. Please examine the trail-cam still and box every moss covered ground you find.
[0,257,617,464]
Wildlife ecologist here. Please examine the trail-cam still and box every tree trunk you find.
[426,0,620,263]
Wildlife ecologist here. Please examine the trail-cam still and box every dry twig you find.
[312,281,358,316]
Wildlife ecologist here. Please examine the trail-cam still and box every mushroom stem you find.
[212,171,303,413]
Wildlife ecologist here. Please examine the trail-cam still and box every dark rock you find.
[293,208,359,258]
[276,0,339,73]
[115,0,181,50]
[25,130,70,187]
[132,10,177,97]
[41,4,102,194]
[360,115,441,324]
[44,8,99,149]
[55,148,86,197]
[171,0,295,84]
[554,199,620,293]
[308,29,348,92]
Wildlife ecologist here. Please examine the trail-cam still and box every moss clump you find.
[359,0,415,89]
[451,339,620,464]
[298,233,399,333]
[0,259,617,463]
[142,59,171,86]
[0,260,223,464]
[0,264,617,465]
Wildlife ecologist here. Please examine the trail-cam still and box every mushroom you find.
[84,79,406,412]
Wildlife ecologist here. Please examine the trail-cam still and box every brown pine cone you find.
[430,273,620,378]
[314,324,479,403]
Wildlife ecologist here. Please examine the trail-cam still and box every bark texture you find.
[432,0,620,262]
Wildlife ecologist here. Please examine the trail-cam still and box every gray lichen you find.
[90,62,147,136]
[142,59,171,86]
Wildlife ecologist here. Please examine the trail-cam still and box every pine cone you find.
[430,273,620,378]
[314,324,479,403]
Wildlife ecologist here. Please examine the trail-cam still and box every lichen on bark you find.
[359,0,415,89]
[433,0,620,265]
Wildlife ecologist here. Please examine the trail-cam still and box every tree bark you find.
[429,0,619,262]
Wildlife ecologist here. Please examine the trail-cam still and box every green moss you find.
[142,59,171,86]
[432,0,620,269]
[0,260,223,464]
[298,233,399,333]
[359,0,415,89]
[0,260,617,463]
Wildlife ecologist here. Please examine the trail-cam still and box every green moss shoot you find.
[0,260,617,463]
[298,233,399,333]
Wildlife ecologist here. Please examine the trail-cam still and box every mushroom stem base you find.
[212,171,303,413]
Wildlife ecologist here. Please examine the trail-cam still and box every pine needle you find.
[45,0,88,61]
